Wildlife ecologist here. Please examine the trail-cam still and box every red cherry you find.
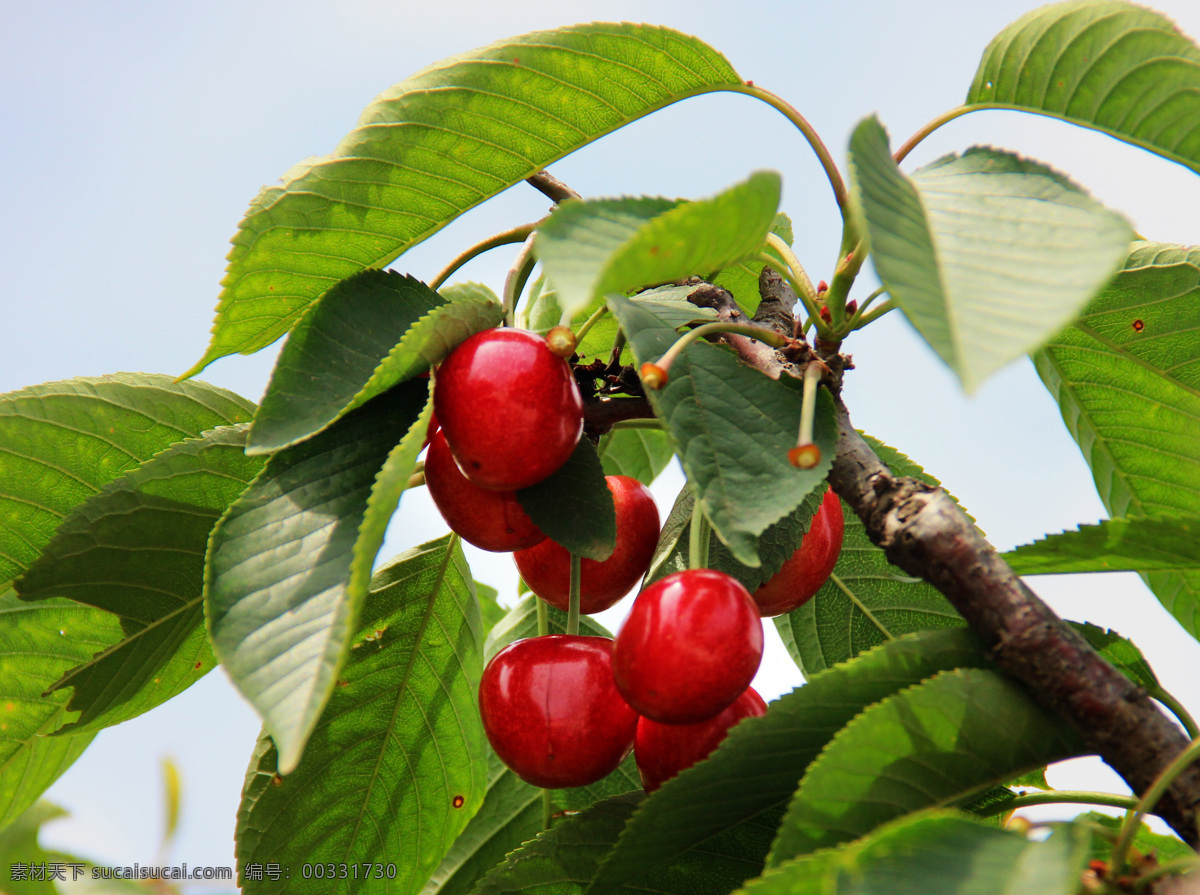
[613,569,764,724]
[434,328,583,491]
[424,428,545,553]
[752,488,844,617]
[478,635,638,788]
[514,475,660,614]
[635,686,767,792]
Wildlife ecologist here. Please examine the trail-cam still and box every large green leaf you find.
[15,426,264,736]
[426,597,640,895]
[0,373,254,830]
[206,380,428,774]
[1034,242,1200,639]
[477,792,781,895]
[597,428,673,486]
[585,628,991,895]
[967,0,1200,176]
[849,116,1132,393]
[247,271,447,454]
[609,294,835,567]
[743,810,1092,895]
[516,437,616,562]
[237,535,487,895]
[767,668,1087,864]
[535,172,781,320]
[1005,515,1200,574]
[188,24,744,374]
[774,436,965,677]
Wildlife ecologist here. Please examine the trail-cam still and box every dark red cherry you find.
[513,475,660,614]
[613,569,764,724]
[635,686,767,792]
[478,635,638,788]
[424,428,545,553]
[434,328,583,491]
[752,488,844,617]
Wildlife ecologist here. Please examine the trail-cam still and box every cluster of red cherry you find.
[426,327,844,793]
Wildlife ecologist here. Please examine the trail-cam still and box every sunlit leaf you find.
[206,381,428,774]
[597,428,674,486]
[237,536,487,895]
[1006,516,1200,574]
[1034,242,1200,640]
[768,668,1086,864]
[188,24,744,374]
[968,0,1200,175]
[16,426,264,735]
[849,116,1131,392]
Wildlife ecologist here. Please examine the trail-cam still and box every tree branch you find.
[688,280,1200,846]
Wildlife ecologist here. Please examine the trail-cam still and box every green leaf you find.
[475,583,505,636]
[188,24,744,374]
[768,667,1087,864]
[597,428,673,486]
[206,380,428,774]
[713,212,795,318]
[0,802,89,895]
[609,294,836,566]
[15,426,264,735]
[774,436,965,677]
[0,373,254,830]
[1034,242,1200,640]
[1072,622,1160,692]
[516,438,616,562]
[536,172,781,320]
[744,809,1092,895]
[0,374,255,588]
[1074,811,1194,866]
[849,116,1132,393]
[479,791,781,895]
[585,628,992,895]
[237,535,487,895]
[247,271,447,454]
[968,0,1200,176]
[1006,516,1200,574]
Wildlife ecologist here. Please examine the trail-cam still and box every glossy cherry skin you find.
[479,635,639,788]
[514,475,660,614]
[613,569,764,724]
[434,328,583,491]
[752,488,844,617]
[635,686,767,792]
[424,428,545,553]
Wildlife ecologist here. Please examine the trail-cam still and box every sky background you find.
[4,0,1200,883]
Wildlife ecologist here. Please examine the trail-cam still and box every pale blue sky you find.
[4,0,1200,881]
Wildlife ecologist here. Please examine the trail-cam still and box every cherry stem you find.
[652,321,791,383]
[572,304,609,344]
[542,788,552,831]
[536,594,548,638]
[1156,687,1200,740]
[430,222,536,292]
[732,84,847,211]
[608,419,663,430]
[503,232,538,326]
[567,554,581,637]
[975,790,1141,818]
[1111,735,1200,876]
[893,104,987,165]
[796,361,823,449]
[689,499,711,571]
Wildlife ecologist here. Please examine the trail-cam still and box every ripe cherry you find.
[635,686,767,792]
[751,488,844,617]
[478,635,638,788]
[514,475,660,614]
[434,328,583,491]
[613,569,764,724]
[424,428,545,553]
